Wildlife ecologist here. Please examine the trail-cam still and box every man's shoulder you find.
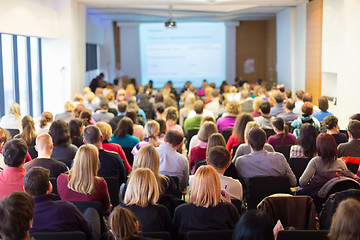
[100,149,121,159]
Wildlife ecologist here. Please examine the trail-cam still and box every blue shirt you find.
[270,103,286,116]
[109,134,140,148]
[312,110,333,122]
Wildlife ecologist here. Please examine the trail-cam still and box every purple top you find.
[216,116,237,133]
[268,133,297,149]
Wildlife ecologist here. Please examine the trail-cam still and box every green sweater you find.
[184,116,203,134]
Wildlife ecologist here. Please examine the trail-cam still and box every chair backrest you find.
[30,231,87,240]
[141,231,172,240]
[186,129,199,151]
[70,201,106,233]
[285,122,294,133]
[103,176,120,207]
[289,158,310,185]
[5,128,20,138]
[186,230,233,240]
[263,129,276,139]
[28,146,38,159]
[49,177,59,197]
[221,129,233,142]
[122,147,134,166]
[277,230,329,240]
[275,145,292,162]
[247,176,291,209]
[346,162,359,174]
[339,129,349,141]
[232,144,239,156]
[194,159,207,174]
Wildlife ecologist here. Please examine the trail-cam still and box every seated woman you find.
[15,116,37,158]
[49,120,78,168]
[189,122,218,174]
[132,120,163,156]
[57,144,111,211]
[35,111,53,135]
[110,117,140,148]
[122,168,173,233]
[0,103,22,131]
[323,115,347,146]
[232,121,274,161]
[96,122,131,173]
[290,123,318,159]
[165,106,183,135]
[188,116,215,154]
[79,109,94,126]
[216,101,241,133]
[291,102,321,138]
[226,113,254,153]
[69,118,84,148]
[268,117,297,148]
[126,110,145,141]
[250,97,262,118]
[173,165,239,235]
[299,133,348,187]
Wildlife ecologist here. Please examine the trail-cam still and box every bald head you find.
[35,134,53,157]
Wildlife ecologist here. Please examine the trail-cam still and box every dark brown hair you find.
[114,117,134,138]
[49,120,71,146]
[233,113,254,143]
[316,133,338,164]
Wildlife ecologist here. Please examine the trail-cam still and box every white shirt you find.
[187,109,215,119]
[0,114,22,132]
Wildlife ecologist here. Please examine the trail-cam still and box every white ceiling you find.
[80,0,307,22]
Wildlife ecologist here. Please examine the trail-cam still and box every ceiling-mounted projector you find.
[165,20,176,28]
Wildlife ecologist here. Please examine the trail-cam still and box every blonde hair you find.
[190,165,221,208]
[244,121,260,142]
[197,122,218,142]
[125,84,136,97]
[253,97,262,113]
[329,198,360,240]
[225,101,241,115]
[124,168,159,207]
[200,116,215,126]
[96,122,112,141]
[109,206,139,240]
[184,93,196,110]
[68,145,99,194]
[144,121,160,147]
[73,93,84,103]
[229,86,238,94]
[9,103,21,117]
[205,87,213,101]
[40,112,53,128]
[64,101,74,112]
[21,115,37,146]
[132,145,168,194]
[85,92,95,102]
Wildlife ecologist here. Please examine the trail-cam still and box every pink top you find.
[57,173,111,211]
[102,143,131,173]
[0,167,26,199]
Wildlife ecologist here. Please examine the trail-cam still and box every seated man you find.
[24,167,95,240]
[157,129,189,190]
[184,100,206,134]
[240,90,254,113]
[109,101,128,131]
[207,146,243,200]
[24,134,68,178]
[83,125,126,185]
[254,100,275,129]
[0,139,28,199]
[234,127,296,187]
[270,93,286,117]
[0,191,34,240]
[93,98,114,123]
[338,120,360,157]
[277,99,299,123]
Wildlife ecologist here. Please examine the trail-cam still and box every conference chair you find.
[232,144,239,156]
[246,176,291,209]
[288,158,310,185]
[70,201,106,233]
[141,231,172,240]
[30,231,87,240]
[339,129,349,141]
[263,129,276,139]
[346,162,359,175]
[221,129,233,142]
[49,177,60,199]
[276,230,329,240]
[275,145,292,162]
[28,146,38,159]
[5,128,19,138]
[186,129,199,151]
[103,176,120,207]
[122,147,134,166]
[185,230,233,240]
[285,122,294,133]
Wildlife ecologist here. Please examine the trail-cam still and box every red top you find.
[57,173,111,211]
[226,134,244,155]
[189,146,207,174]
[0,167,26,199]
[102,143,131,173]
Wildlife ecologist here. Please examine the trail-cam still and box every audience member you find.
[35,112,53,135]
[73,103,85,119]
[312,96,333,122]
[254,100,275,129]
[79,109,94,126]
[226,113,254,153]
[291,102,321,138]
[205,89,221,117]
[299,133,347,187]
[126,110,145,141]
[302,92,320,112]
[0,127,9,169]
[293,90,304,114]
[240,90,254,113]
[188,116,215,154]
[109,101,128,131]
[324,115,347,145]
[24,134,68,178]
[0,103,22,131]
[277,98,299,123]
[57,144,111,211]
[165,106,183,134]
[110,117,140,148]
[123,168,173,233]
[173,165,239,234]
[0,192,34,240]
[270,93,286,116]
[179,93,196,127]
[250,97,262,117]
[268,117,297,148]
[49,120,78,168]
[157,129,189,190]
[24,167,95,240]
[68,118,85,148]
[137,93,153,120]
[54,101,74,123]
[132,120,163,156]
[338,120,360,157]
[15,115,37,150]
[184,100,206,134]
[290,123,318,159]
[0,139,28,199]
[155,118,167,141]
[234,127,296,187]
[83,125,126,184]
[216,101,241,133]
[93,98,114,123]
[186,99,215,119]
[233,210,274,240]
[154,102,166,120]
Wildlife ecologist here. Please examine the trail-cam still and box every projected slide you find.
[139,22,226,88]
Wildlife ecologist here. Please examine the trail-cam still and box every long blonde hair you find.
[68,144,99,194]
[124,168,159,207]
[96,122,112,141]
[144,121,160,147]
[21,116,37,146]
[190,165,221,208]
[132,145,168,194]
[9,103,21,117]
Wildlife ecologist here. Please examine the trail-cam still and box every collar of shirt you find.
[4,166,26,173]
[117,112,126,117]
[197,141,208,148]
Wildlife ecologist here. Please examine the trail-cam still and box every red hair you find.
[316,133,338,164]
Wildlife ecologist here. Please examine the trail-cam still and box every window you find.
[0,33,43,118]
